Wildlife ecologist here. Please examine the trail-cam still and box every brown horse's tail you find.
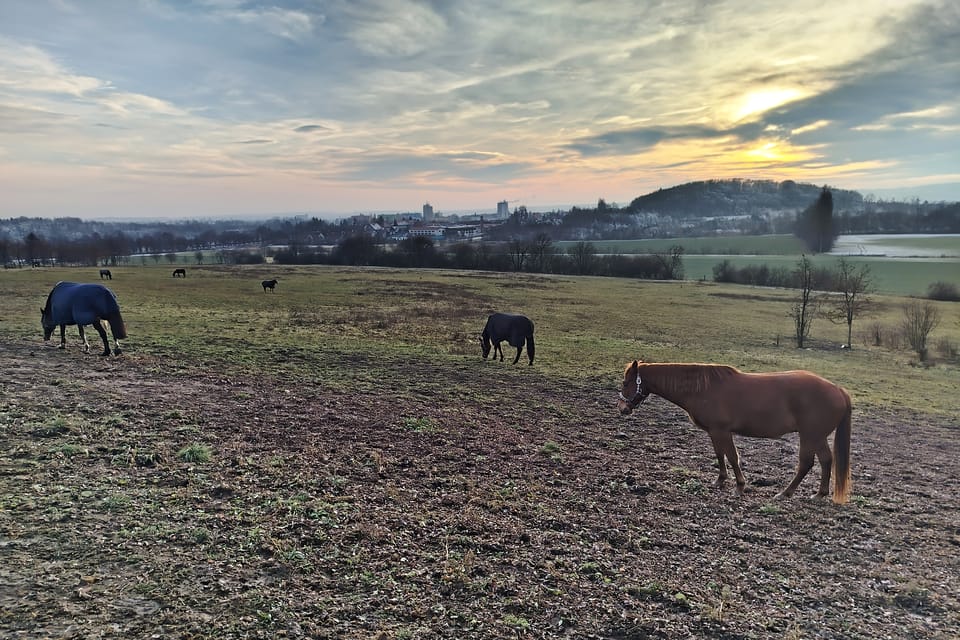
[108,311,128,340]
[832,388,852,504]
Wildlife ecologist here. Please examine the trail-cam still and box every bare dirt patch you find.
[1,340,958,638]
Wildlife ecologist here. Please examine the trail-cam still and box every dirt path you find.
[1,339,959,638]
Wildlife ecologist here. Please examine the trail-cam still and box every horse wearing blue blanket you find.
[41,282,127,356]
[480,312,535,365]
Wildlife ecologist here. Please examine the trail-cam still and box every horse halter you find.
[619,369,650,408]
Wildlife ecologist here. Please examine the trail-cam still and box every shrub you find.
[177,443,212,463]
[927,281,960,301]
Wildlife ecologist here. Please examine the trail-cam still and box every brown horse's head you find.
[617,360,650,415]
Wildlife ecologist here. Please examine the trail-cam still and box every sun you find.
[733,88,806,122]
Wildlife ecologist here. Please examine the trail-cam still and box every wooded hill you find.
[625,179,865,217]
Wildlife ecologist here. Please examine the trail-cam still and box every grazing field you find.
[681,255,960,297]
[555,235,808,256]
[2,265,959,639]
[555,234,960,296]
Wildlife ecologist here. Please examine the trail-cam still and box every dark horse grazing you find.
[41,282,127,356]
[617,361,851,504]
[99,269,112,280]
[480,313,535,365]
[172,268,186,277]
[262,279,278,292]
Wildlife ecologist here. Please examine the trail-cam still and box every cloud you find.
[294,124,330,133]
[215,6,318,42]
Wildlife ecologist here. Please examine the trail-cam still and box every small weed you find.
[629,581,666,598]
[53,444,86,457]
[680,478,704,494]
[102,414,126,427]
[758,503,781,515]
[101,494,131,511]
[540,441,563,461]
[895,581,932,610]
[177,443,212,463]
[32,416,71,438]
[191,528,211,544]
[403,416,437,433]
[502,614,531,630]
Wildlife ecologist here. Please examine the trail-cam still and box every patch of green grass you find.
[190,527,211,544]
[402,416,438,433]
[540,440,563,461]
[177,443,212,463]
[101,493,131,511]
[758,503,781,515]
[52,443,86,457]
[31,416,72,438]
[502,614,531,630]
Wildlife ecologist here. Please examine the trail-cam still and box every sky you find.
[1,0,958,220]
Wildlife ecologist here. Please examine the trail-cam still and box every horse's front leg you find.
[93,321,111,356]
[708,433,728,489]
[58,325,67,350]
[494,342,504,361]
[711,431,747,495]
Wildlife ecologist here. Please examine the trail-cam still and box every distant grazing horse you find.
[172,268,186,278]
[617,361,852,504]
[262,279,278,292]
[41,282,127,356]
[99,269,112,280]
[480,312,535,365]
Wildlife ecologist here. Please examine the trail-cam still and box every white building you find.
[423,202,434,222]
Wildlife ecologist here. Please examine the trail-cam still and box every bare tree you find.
[507,239,531,272]
[827,258,874,348]
[901,301,940,361]
[528,233,555,272]
[653,244,685,280]
[789,255,820,348]
[568,241,598,275]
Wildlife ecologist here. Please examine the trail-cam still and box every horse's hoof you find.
[773,490,792,500]
[114,349,122,356]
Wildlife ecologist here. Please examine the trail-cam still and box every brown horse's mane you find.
[644,363,740,396]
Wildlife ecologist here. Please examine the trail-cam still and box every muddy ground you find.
[1,339,958,639]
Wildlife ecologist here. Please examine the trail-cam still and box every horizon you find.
[2,1,958,220]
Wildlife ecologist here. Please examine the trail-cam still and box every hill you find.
[626,179,864,217]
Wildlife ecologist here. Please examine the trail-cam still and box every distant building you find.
[497,200,510,218]
[423,202,434,222]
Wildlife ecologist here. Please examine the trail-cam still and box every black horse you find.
[172,268,186,278]
[41,282,127,356]
[480,313,535,365]
[262,279,278,292]
[99,269,112,280]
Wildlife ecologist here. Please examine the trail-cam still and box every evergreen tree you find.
[795,186,836,253]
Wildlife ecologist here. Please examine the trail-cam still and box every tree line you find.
[274,234,687,280]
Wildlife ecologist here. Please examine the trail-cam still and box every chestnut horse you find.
[617,361,851,504]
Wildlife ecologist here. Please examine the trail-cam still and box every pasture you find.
[2,265,959,638]
[556,234,960,296]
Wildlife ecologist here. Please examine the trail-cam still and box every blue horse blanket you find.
[42,282,127,355]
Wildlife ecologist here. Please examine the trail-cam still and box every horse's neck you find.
[644,364,710,410]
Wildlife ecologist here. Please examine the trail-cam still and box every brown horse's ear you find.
[632,360,639,368]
